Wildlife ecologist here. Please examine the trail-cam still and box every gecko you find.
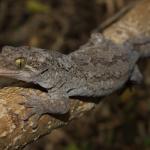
[0,33,149,125]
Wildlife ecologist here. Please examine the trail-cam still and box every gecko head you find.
[0,46,50,82]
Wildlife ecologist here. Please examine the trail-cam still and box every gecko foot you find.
[19,91,70,128]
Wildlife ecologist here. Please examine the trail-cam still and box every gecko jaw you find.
[0,68,19,75]
[0,68,33,82]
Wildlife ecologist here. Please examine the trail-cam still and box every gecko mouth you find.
[0,68,33,81]
[0,68,19,75]
[0,67,47,92]
[0,67,48,81]
[0,68,47,92]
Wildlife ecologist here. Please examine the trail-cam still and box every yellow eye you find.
[15,58,26,69]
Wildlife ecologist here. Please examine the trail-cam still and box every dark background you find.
[1,0,150,150]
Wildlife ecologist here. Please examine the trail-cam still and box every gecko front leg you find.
[20,91,70,128]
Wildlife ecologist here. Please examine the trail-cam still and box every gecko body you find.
[0,33,149,124]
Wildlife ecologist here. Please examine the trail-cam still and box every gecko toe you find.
[22,111,35,121]
[31,115,41,129]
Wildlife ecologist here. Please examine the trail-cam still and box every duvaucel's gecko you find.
[0,33,149,127]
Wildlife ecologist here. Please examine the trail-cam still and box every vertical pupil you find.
[18,59,24,68]
[19,61,22,68]
[16,58,25,68]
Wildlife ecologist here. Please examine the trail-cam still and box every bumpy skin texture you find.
[68,34,140,97]
[0,33,149,126]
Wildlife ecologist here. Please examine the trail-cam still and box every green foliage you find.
[144,136,150,146]
[26,0,50,13]
[65,143,79,150]
[65,142,92,150]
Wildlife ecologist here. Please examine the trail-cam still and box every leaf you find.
[26,0,50,13]
[65,143,79,150]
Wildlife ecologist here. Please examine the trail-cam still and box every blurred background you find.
[1,0,150,150]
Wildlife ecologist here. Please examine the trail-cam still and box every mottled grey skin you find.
[0,33,149,124]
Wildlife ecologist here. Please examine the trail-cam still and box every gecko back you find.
[67,33,145,97]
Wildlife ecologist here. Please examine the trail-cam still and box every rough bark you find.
[0,87,95,149]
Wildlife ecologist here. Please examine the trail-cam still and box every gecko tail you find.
[131,35,150,58]
[136,41,150,58]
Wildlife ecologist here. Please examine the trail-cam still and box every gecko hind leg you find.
[19,91,70,128]
[130,65,143,85]
[117,66,143,95]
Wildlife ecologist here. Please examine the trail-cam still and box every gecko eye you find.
[15,58,26,69]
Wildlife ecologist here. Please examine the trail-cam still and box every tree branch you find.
[0,87,95,149]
